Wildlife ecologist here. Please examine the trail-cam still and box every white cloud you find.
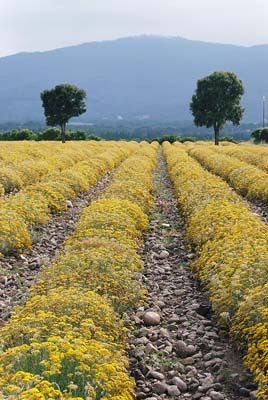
[0,0,267,56]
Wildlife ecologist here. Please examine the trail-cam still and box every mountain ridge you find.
[0,35,267,123]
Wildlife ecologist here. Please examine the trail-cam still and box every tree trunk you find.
[214,126,220,146]
[61,123,66,143]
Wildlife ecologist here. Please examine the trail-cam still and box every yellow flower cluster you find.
[163,142,268,398]
[0,141,137,255]
[187,145,268,203]
[0,142,158,400]
[232,284,268,399]
[216,143,268,173]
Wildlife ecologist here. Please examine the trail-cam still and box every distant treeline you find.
[0,128,100,141]
[0,129,240,145]
[0,120,256,142]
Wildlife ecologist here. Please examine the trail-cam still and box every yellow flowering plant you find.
[163,142,268,398]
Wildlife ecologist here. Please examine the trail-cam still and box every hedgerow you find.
[163,142,268,398]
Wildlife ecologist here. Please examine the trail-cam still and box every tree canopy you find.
[40,84,87,143]
[251,128,268,144]
[190,71,244,145]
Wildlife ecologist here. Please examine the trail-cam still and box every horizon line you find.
[1,34,268,59]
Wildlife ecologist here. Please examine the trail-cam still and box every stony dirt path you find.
[0,171,114,324]
[250,201,268,224]
[129,153,256,400]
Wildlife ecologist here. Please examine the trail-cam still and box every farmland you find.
[0,140,267,400]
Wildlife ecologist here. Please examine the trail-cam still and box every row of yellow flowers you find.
[0,142,137,255]
[187,144,268,203]
[0,142,112,195]
[0,142,158,400]
[163,142,268,399]
[215,143,268,173]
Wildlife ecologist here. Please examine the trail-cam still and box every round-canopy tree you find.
[251,128,268,144]
[190,71,244,145]
[40,84,87,143]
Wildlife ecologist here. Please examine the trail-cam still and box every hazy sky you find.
[1,0,268,56]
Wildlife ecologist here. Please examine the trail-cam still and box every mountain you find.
[0,35,267,123]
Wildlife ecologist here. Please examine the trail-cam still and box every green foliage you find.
[251,128,268,144]
[147,135,196,144]
[179,136,196,143]
[190,71,244,145]
[0,129,35,141]
[158,134,180,144]
[219,136,238,144]
[41,128,61,141]
[40,84,87,143]
[68,130,87,140]
[86,134,101,141]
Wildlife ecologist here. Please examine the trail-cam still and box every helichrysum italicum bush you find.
[0,142,137,255]
[0,210,31,256]
[0,167,23,194]
[188,145,268,203]
[0,142,158,399]
[163,142,268,398]
[33,238,145,313]
[232,284,268,399]
[215,143,268,173]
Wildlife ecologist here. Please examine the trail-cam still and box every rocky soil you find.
[129,154,257,400]
[0,172,114,324]
[250,201,268,224]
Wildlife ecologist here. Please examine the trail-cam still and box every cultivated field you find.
[0,140,267,400]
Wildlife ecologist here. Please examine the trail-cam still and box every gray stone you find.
[136,336,149,345]
[174,340,188,357]
[159,250,169,259]
[209,391,225,400]
[171,377,187,392]
[143,311,161,326]
[187,345,197,356]
[250,391,257,400]
[183,357,195,365]
[152,382,167,395]
[145,342,157,353]
[149,371,165,381]
[167,385,181,396]
[66,200,73,208]
[155,300,165,309]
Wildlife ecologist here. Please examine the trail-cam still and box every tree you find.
[0,129,34,141]
[41,127,61,141]
[251,128,268,144]
[190,71,244,145]
[40,84,87,143]
[69,130,87,140]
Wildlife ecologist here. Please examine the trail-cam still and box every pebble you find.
[66,200,73,207]
[174,340,189,357]
[152,382,167,395]
[167,385,181,396]
[159,250,169,259]
[209,390,225,400]
[145,343,157,353]
[250,391,257,400]
[183,357,195,365]
[171,377,187,391]
[149,371,165,381]
[143,311,161,326]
